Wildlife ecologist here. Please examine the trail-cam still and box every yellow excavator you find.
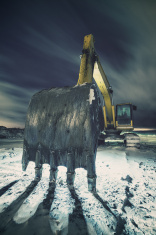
[22,34,139,191]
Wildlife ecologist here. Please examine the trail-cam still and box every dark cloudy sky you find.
[0,0,156,128]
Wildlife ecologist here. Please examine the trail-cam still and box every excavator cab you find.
[115,103,136,131]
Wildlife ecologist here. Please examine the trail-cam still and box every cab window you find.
[116,104,132,125]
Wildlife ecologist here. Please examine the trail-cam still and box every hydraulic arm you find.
[77,34,115,129]
[77,34,134,131]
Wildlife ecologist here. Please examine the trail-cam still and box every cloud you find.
[0,82,36,127]
[0,0,156,127]
[92,0,156,127]
[24,26,81,67]
[98,37,156,127]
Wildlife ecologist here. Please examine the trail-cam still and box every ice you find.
[74,169,117,234]
[0,148,33,193]
[49,167,75,234]
[13,165,50,224]
[0,178,32,213]
[0,132,156,234]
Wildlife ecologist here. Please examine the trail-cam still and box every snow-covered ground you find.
[0,134,156,235]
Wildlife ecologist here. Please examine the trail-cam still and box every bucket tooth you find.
[87,153,96,178]
[67,150,75,186]
[22,145,29,171]
[35,144,42,180]
[67,172,75,187]
[87,152,96,192]
[49,150,58,183]
[88,176,96,192]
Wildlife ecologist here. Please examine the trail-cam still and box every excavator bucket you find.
[22,83,104,191]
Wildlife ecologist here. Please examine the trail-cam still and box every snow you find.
[49,167,75,234]
[0,135,156,234]
[87,88,95,104]
[13,165,50,224]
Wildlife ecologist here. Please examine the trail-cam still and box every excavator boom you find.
[77,34,135,131]
[93,59,114,125]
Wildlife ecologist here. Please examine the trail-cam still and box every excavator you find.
[22,34,140,191]
[77,34,139,145]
